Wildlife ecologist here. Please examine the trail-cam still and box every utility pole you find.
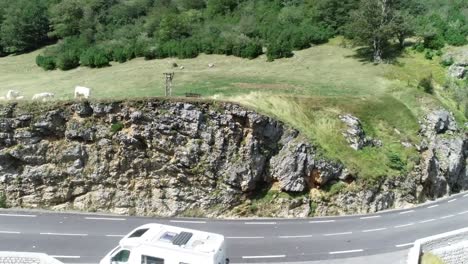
[164,72,175,97]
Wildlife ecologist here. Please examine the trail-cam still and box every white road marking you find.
[0,231,21,234]
[362,228,387,233]
[227,236,264,239]
[278,235,314,239]
[394,223,414,228]
[309,220,335,223]
[395,243,413,248]
[448,199,457,203]
[0,213,36,218]
[242,255,286,259]
[399,210,414,215]
[458,211,468,215]
[427,205,439,209]
[360,215,381,220]
[85,217,126,221]
[106,234,125,237]
[244,222,276,225]
[49,256,80,259]
[329,249,364,255]
[170,220,206,224]
[324,232,352,236]
[40,232,88,236]
[440,215,454,219]
[419,219,436,223]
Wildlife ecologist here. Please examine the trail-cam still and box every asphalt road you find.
[0,191,467,264]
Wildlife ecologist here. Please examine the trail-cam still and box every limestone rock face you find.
[0,100,344,217]
[418,110,467,200]
[0,101,465,218]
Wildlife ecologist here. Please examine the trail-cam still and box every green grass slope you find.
[0,38,464,184]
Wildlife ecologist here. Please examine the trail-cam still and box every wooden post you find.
[164,72,175,97]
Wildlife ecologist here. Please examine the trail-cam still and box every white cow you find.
[32,92,54,101]
[75,86,91,99]
[208,63,215,68]
[6,90,21,100]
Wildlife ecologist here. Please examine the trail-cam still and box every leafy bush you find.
[0,192,6,208]
[36,55,56,70]
[328,182,347,195]
[440,56,454,67]
[143,46,158,60]
[56,51,80,70]
[387,152,406,171]
[266,41,293,62]
[177,39,199,59]
[445,28,467,46]
[110,122,124,134]
[423,35,445,50]
[240,41,263,59]
[419,74,434,94]
[113,47,128,63]
[465,101,468,119]
[424,50,433,60]
[80,48,110,68]
[413,43,425,53]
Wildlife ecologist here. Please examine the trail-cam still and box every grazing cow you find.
[32,92,54,101]
[75,86,91,99]
[6,90,21,100]
[208,63,215,68]
[179,66,185,70]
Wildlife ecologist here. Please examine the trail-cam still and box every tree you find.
[394,10,414,49]
[206,0,239,16]
[49,0,84,38]
[346,0,404,63]
[311,0,360,33]
[0,0,50,53]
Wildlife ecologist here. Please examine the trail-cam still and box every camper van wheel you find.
[225,258,230,264]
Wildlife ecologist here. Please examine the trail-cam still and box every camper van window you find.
[111,250,131,263]
[129,228,149,238]
[141,255,164,264]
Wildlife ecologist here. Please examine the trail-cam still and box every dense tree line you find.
[0,0,466,69]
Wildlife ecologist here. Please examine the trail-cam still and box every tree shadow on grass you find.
[345,44,406,66]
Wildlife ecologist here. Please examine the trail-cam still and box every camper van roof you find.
[119,223,224,256]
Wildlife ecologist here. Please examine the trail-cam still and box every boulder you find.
[448,65,467,79]
[420,110,458,138]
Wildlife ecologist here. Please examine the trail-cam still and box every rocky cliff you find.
[0,100,466,217]
[0,100,345,217]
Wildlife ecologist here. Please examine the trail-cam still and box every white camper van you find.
[99,223,229,264]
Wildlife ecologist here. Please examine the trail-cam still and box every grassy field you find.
[0,38,463,184]
[0,38,390,99]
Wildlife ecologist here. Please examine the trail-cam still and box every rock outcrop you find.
[444,48,468,80]
[417,110,468,200]
[313,110,467,216]
[339,114,381,150]
[0,100,343,217]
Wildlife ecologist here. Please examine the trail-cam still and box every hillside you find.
[0,39,465,186]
